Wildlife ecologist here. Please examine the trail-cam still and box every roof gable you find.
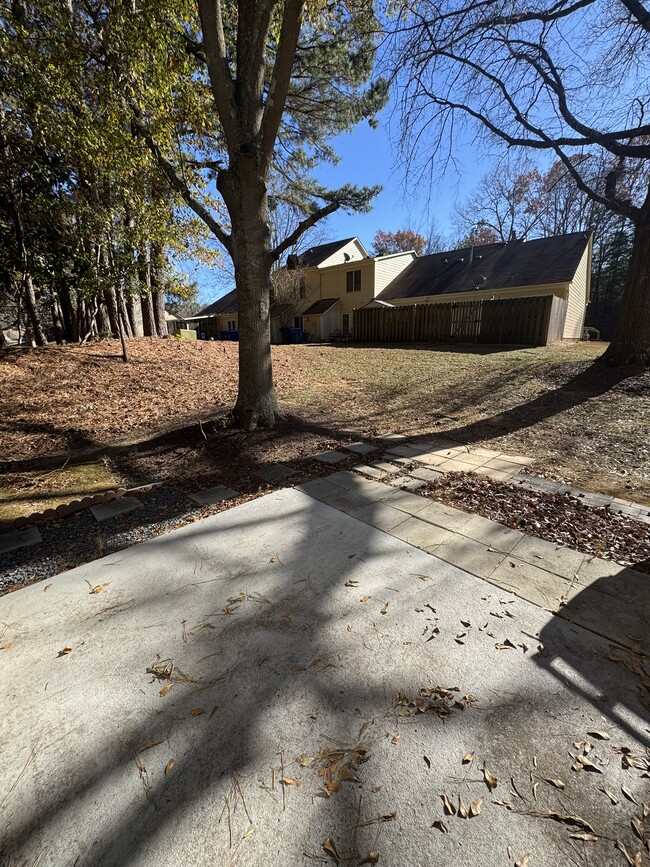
[199,289,238,316]
[294,237,368,269]
[377,232,592,302]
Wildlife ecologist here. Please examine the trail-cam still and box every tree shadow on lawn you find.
[1,490,648,865]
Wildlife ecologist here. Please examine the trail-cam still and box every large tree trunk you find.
[141,292,157,337]
[50,290,65,345]
[23,273,47,346]
[60,284,78,342]
[150,244,167,336]
[603,218,650,366]
[222,167,281,428]
[103,287,119,337]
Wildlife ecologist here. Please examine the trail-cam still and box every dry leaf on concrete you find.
[515,854,530,867]
[164,759,174,775]
[469,798,483,817]
[482,762,498,791]
[432,820,449,833]
[358,853,379,865]
[323,838,340,862]
[442,793,456,815]
[462,752,475,764]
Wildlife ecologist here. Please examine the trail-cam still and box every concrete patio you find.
[0,489,647,866]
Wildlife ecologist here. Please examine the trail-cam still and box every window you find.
[346,269,361,293]
[293,316,303,328]
[227,320,236,331]
[299,277,306,299]
[342,313,350,335]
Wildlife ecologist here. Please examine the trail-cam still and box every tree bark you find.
[50,290,65,345]
[60,284,78,342]
[141,292,157,337]
[221,165,281,428]
[23,273,47,346]
[603,217,650,365]
[150,244,168,336]
[103,287,119,337]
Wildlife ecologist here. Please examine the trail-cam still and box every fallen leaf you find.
[344,580,359,587]
[190,707,205,716]
[380,602,389,615]
[586,730,610,740]
[576,755,602,773]
[460,619,471,627]
[323,838,340,862]
[210,705,218,718]
[569,832,599,841]
[456,631,467,639]
[360,595,372,603]
[630,815,643,839]
[537,644,550,658]
[532,782,539,801]
[546,811,596,834]
[469,798,483,817]
[164,759,174,775]
[507,845,513,859]
[391,735,400,746]
[43,584,52,591]
[515,855,529,867]
[339,766,359,782]
[441,792,456,815]
[622,786,639,804]
[159,683,173,697]
[462,752,475,764]
[280,777,300,787]
[643,803,649,819]
[432,819,449,833]
[270,555,278,563]
[0,643,11,650]
[137,738,164,754]
[57,647,72,657]
[417,574,429,581]
[458,795,469,818]
[298,753,313,767]
[242,827,255,839]
[88,582,110,594]
[482,762,497,791]
[423,756,431,769]
[321,780,341,797]
[616,840,635,866]
[358,853,380,865]
[545,778,565,790]
[600,787,619,805]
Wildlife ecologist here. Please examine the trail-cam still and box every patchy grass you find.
[1,337,648,506]
[0,460,121,520]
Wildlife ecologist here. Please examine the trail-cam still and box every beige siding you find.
[563,242,591,338]
[317,238,367,268]
[374,253,417,294]
[318,259,375,332]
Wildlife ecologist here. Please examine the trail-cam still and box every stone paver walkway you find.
[90,496,143,523]
[298,468,649,655]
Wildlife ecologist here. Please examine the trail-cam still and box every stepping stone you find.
[189,485,239,506]
[0,526,42,555]
[313,450,347,464]
[410,467,443,482]
[343,442,377,455]
[90,497,143,522]
[353,464,389,480]
[375,433,406,442]
[387,477,426,492]
[338,428,364,437]
[255,464,296,483]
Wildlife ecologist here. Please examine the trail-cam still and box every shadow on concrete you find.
[1,487,649,865]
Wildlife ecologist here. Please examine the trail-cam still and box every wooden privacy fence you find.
[354,295,568,346]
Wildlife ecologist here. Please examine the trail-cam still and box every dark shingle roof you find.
[295,238,357,268]
[199,289,238,316]
[377,233,591,302]
[302,298,339,315]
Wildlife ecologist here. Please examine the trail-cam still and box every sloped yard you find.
[0,338,648,508]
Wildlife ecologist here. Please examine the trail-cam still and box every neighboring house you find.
[190,231,591,343]
[370,232,593,340]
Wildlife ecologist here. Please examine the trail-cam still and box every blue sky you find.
[187,106,491,304]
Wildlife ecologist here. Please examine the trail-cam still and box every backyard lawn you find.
[1,337,648,514]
